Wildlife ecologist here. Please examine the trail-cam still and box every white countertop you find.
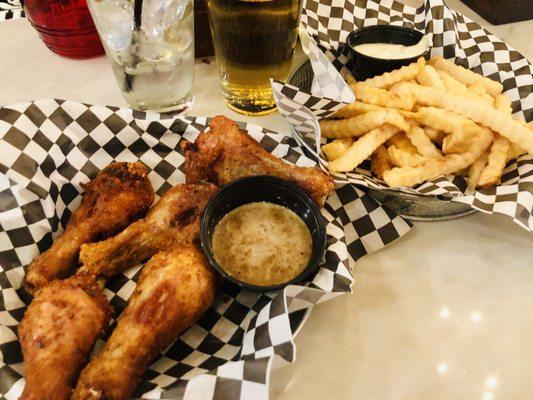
[0,1,532,399]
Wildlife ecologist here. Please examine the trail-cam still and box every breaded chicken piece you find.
[78,183,217,279]
[23,162,154,295]
[183,115,334,206]
[72,246,216,400]
[18,273,111,400]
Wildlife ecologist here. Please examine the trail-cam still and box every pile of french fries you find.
[320,57,532,189]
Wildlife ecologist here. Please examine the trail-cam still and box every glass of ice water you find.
[87,0,194,112]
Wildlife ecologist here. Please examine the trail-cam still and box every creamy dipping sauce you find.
[353,35,430,59]
[212,202,313,286]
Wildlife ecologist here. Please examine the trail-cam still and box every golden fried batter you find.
[18,273,111,400]
[78,183,217,279]
[72,246,216,400]
[23,162,154,296]
[183,115,334,206]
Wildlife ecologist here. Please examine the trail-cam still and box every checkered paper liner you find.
[0,99,411,399]
[272,0,533,231]
[0,0,23,21]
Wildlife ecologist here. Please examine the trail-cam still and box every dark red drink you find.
[23,0,104,59]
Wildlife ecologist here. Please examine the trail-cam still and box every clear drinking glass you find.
[87,0,195,112]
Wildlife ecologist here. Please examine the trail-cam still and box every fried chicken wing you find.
[78,183,217,279]
[183,115,334,206]
[18,272,111,400]
[72,246,216,400]
[23,162,154,296]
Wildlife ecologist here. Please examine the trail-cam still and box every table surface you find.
[1,1,532,399]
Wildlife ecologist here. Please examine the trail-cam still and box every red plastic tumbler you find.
[23,0,104,58]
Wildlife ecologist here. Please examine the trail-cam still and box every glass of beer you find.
[206,0,302,115]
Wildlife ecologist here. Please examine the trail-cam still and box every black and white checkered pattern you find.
[299,28,356,103]
[0,0,23,21]
[0,99,412,399]
[272,0,533,231]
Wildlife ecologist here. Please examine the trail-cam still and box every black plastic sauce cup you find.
[347,25,431,81]
[199,176,326,292]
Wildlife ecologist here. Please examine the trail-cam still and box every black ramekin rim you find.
[199,176,327,292]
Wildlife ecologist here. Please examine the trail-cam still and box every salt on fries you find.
[319,57,532,189]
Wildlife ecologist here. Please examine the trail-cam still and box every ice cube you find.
[141,0,190,39]
[91,0,133,51]
[163,3,193,53]
[126,41,178,75]
[136,42,178,64]
[162,0,190,30]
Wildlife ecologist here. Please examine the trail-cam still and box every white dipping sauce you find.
[353,35,430,60]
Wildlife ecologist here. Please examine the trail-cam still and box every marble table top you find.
[0,1,531,399]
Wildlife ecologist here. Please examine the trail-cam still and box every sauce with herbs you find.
[212,202,312,286]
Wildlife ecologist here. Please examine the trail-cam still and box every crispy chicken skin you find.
[78,183,217,279]
[23,162,154,296]
[72,246,216,400]
[18,272,111,400]
[183,115,334,206]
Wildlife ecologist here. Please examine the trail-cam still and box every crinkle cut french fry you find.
[360,57,425,89]
[321,138,353,161]
[467,151,489,191]
[410,106,468,135]
[416,65,445,89]
[494,94,513,115]
[351,83,415,110]
[320,112,387,139]
[383,126,493,187]
[319,110,409,139]
[332,101,385,119]
[430,57,503,97]
[468,82,494,106]
[328,125,400,172]
[386,133,418,154]
[478,134,511,188]
[423,127,446,144]
[405,124,441,158]
[456,168,469,177]
[387,145,426,167]
[437,70,470,95]
[507,142,527,162]
[442,123,485,154]
[436,71,492,105]
[342,70,357,85]
[390,82,533,155]
[489,92,512,167]
[414,107,483,154]
[434,70,492,106]
[371,145,393,179]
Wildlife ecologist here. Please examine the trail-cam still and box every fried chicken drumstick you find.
[23,162,154,296]
[78,183,217,279]
[72,246,216,400]
[19,273,111,400]
[183,115,334,206]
